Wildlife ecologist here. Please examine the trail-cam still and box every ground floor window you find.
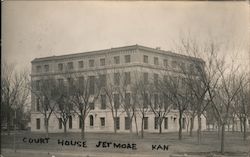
[58,118,62,129]
[89,115,94,127]
[144,117,148,130]
[100,117,105,127]
[164,117,168,129]
[125,117,130,130]
[36,118,40,130]
[69,116,72,129]
[182,117,186,129]
[154,117,159,129]
[115,117,120,130]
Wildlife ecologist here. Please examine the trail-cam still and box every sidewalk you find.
[1,148,162,157]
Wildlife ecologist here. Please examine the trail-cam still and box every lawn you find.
[1,131,250,157]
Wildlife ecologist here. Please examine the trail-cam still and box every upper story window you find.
[114,73,120,86]
[114,56,120,64]
[124,72,131,85]
[154,73,159,86]
[58,63,63,71]
[154,57,159,65]
[124,55,131,63]
[164,59,168,68]
[89,59,95,67]
[78,61,84,68]
[172,60,177,69]
[99,74,107,87]
[67,62,74,70]
[44,65,49,72]
[143,55,148,63]
[100,58,105,66]
[36,65,42,73]
[179,62,186,71]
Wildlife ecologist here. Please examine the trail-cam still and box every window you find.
[35,80,40,90]
[182,118,186,129]
[114,73,120,86]
[125,93,131,108]
[125,117,130,130]
[99,74,107,87]
[154,117,159,129]
[44,65,49,72]
[89,59,95,67]
[143,93,149,108]
[154,57,159,65]
[101,95,106,110]
[115,117,120,130]
[154,73,159,86]
[100,58,105,66]
[164,117,168,129]
[78,77,84,88]
[69,116,72,129]
[100,117,105,127]
[58,63,63,71]
[143,55,148,63]
[89,115,94,127]
[144,72,148,84]
[144,117,148,130]
[180,62,186,71]
[67,62,74,70]
[172,60,177,68]
[164,59,168,68]
[154,94,159,109]
[89,76,95,94]
[78,61,84,68]
[67,78,74,93]
[114,56,120,64]
[58,118,62,129]
[114,94,120,109]
[124,72,131,85]
[36,66,41,73]
[36,118,40,130]
[125,55,131,63]
[36,98,40,111]
[90,103,95,110]
[58,79,64,86]
[79,116,83,129]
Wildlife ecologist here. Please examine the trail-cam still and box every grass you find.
[1,131,250,156]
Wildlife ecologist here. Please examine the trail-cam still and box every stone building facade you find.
[30,45,206,133]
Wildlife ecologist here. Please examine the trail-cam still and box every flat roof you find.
[31,44,204,63]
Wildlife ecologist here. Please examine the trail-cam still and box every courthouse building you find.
[30,45,206,133]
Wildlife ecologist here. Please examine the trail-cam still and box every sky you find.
[2,1,249,72]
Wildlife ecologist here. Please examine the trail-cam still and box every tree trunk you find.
[141,117,144,139]
[7,114,11,136]
[129,117,133,134]
[240,117,243,132]
[243,116,247,141]
[220,123,225,154]
[134,114,139,136]
[178,112,183,140]
[197,114,202,144]
[159,120,162,134]
[190,117,194,136]
[63,122,67,138]
[113,118,117,134]
[81,118,85,139]
[45,118,49,138]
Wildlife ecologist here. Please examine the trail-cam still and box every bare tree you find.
[53,80,74,137]
[69,73,101,139]
[31,76,57,138]
[132,72,150,139]
[1,63,30,135]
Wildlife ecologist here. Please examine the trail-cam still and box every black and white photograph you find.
[1,1,250,157]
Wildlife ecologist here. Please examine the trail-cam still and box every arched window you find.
[89,115,94,127]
